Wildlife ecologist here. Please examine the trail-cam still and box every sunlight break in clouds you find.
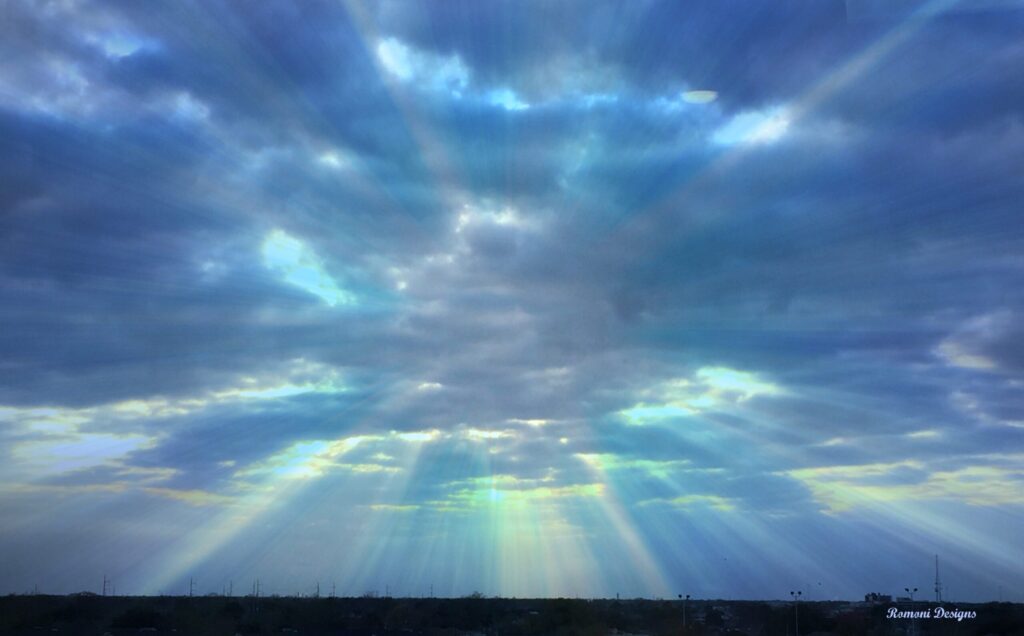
[261,230,357,307]
[1,0,1023,602]
[376,37,470,96]
[712,105,792,146]
[620,366,783,423]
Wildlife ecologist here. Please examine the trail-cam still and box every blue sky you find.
[1,0,1023,601]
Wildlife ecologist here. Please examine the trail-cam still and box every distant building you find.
[864,593,892,603]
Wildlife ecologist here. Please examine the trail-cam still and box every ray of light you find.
[343,0,473,221]
[582,0,966,255]
[576,453,675,596]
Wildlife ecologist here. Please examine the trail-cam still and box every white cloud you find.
[682,89,718,104]
[171,91,210,122]
[0,357,350,479]
[620,366,783,423]
[487,88,530,111]
[935,312,1009,371]
[317,149,353,170]
[712,105,791,146]
[376,37,469,96]
[454,200,534,234]
[463,428,515,441]
[86,31,155,60]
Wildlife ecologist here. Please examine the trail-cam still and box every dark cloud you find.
[0,0,1022,600]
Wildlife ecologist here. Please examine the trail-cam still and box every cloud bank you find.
[1,0,1023,600]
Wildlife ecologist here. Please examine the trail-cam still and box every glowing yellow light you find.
[234,435,379,481]
[620,366,782,424]
[464,428,514,441]
[785,458,1024,511]
[393,429,441,443]
[369,504,418,512]
[142,487,233,507]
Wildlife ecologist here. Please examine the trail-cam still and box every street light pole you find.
[790,590,802,636]
[904,587,919,636]
[678,594,690,632]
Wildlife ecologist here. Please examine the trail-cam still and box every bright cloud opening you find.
[261,230,356,307]
[376,37,470,96]
[621,366,783,423]
[712,105,791,146]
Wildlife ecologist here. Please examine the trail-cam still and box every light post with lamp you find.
[905,587,919,636]
[678,594,690,632]
[790,590,802,636]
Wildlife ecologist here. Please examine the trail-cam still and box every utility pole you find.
[316,581,320,598]
[934,555,943,603]
[189,577,195,598]
[229,580,233,597]
[332,581,336,599]
[250,578,261,615]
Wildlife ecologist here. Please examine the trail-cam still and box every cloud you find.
[11,430,155,478]
[618,366,784,423]
[712,105,792,146]
[261,230,358,307]
[787,458,1024,512]
[937,311,1024,373]
[376,37,470,95]
[0,0,1022,600]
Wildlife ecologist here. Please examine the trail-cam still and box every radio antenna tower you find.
[934,555,943,603]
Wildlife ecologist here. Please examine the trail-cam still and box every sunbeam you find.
[2,0,1022,608]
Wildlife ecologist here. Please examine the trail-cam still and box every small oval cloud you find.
[682,89,718,104]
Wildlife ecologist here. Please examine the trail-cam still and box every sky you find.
[1,0,1023,602]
